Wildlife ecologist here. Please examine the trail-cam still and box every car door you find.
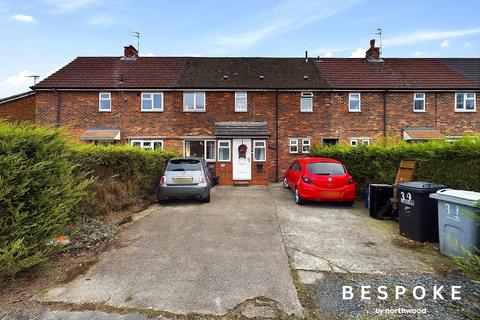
[292,162,303,187]
[286,161,297,189]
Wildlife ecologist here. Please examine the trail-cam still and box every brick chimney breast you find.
[123,45,138,59]
[365,39,380,60]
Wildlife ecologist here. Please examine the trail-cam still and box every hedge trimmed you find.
[310,138,480,195]
[0,121,175,277]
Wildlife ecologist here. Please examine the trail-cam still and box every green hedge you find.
[0,121,175,277]
[71,144,176,215]
[310,138,480,195]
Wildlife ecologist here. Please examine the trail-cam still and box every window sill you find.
[413,110,426,113]
[235,110,248,113]
[98,110,111,112]
[300,110,313,113]
[183,110,206,112]
[141,109,164,112]
[253,159,266,162]
[349,110,361,113]
[455,109,476,113]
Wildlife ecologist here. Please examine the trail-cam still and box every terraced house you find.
[4,40,479,185]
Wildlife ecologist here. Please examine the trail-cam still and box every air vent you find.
[303,75,308,80]
[223,75,228,80]
[259,75,265,80]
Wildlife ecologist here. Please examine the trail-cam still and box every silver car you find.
[157,157,211,203]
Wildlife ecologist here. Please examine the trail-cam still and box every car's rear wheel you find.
[158,197,168,204]
[200,193,211,203]
[344,200,354,206]
[282,177,289,189]
[295,187,304,205]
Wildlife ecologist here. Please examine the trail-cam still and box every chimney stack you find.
[365,39,380,60]
[123,45,138,59]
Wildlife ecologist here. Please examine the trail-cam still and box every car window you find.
[166,159,202,171]
[306,162,345,175]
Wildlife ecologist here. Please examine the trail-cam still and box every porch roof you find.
[80,127,121,141]
[403,127,443,140]
[214,122,270,137]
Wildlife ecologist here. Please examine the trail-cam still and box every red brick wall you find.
[35,90,480,183]
[0,94,36,123]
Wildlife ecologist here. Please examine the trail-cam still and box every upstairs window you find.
[99,92,111,111]
[413,92,425,112]
[235,91,247,112]
[300,92,313,112]
[253,140,266,161]
[349,93,361,112]
[455,92,476,112]
[141,92,163,111]
[184,92,206,111]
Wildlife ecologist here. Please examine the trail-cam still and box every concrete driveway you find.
[42,186,303,317]
[271,183,452,276]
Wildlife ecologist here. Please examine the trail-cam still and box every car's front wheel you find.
[282,177,289,189]
[295,187,305,205]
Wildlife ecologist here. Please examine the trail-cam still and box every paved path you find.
[42,186,303,317]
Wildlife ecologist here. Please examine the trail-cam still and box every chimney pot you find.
[123,45,138,59]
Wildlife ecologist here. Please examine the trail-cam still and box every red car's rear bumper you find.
[298,182,356,202]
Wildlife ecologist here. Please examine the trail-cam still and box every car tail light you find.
[346,176,354,185]
[301,175,313,184]
[160,175,166,186]
[199,175,206,184]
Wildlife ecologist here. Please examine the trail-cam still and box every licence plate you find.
[173,177,193,184]
[321,191,340,197]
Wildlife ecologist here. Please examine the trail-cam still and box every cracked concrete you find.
[270,183,454,275]
[41,186,303,317]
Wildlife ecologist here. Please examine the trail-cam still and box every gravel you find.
[310,271,480,319]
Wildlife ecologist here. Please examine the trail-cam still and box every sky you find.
[0,0,479,98]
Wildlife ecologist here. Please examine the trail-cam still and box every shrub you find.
[310,138,480,195]
[0,122,91,277]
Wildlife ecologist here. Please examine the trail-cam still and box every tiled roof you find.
[313,58,480,89]
[440,58,480,84]
[33,56,480,90]
[178,57,329,89]
[0,90,35,104]
[215,122,271,137]
[34,57,188,89]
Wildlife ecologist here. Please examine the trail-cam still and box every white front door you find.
[232,138,251,180]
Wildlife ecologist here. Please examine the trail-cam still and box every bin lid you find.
[430,188,480,208]
[395,181,448,193]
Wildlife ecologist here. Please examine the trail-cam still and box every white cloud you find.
[321,52,333,58]
[11,14,37,23]
[88,15,117,26]
[0,67,61,98]
[440,39,450,48]
[413,51,423,57]
[0,70,36,98]
[42,0,104,13]
[383,28,480,47]
[209,0,360,54]
[349,48,365,58]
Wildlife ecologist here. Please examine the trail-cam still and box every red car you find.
[283,158,356,205]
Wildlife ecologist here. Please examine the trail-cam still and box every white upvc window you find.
[131,140,164,150]
[455,92,476,112]
[205,140,216,162]
[141,92,163,111]
[99,92,111,111]
[349,93,361,112]
[302,139,311,153]
[218,140,231,162]
[413,92,425,112]
[350,138,370,147]
[235,91,247,112]
[289,139,298,153]
[183,91,206,111]
[300,92,313,112]
[253,140,266,161]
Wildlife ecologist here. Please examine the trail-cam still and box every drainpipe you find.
[54,88,61,128]
[383,89,388,145]
[275,89,279,182]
